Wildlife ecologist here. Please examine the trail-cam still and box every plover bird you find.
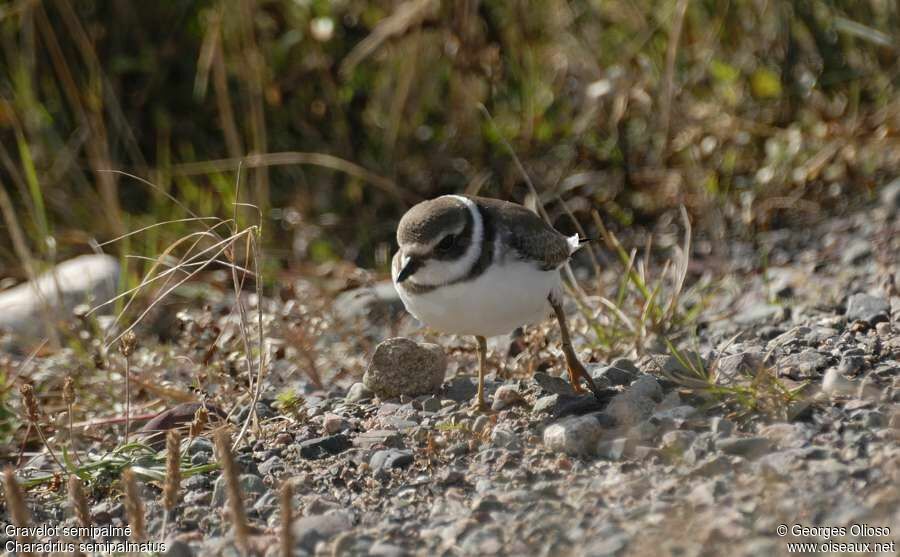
[392,194,601,410]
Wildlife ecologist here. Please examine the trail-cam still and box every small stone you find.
[845,293,890,325]
[841,240,872,265]
[822,368,856,396]
[299,434,350,459]
[710,417,735,437]
[369,542,406,557]
[838,354,865,375]
[735,304,784,326]
[532,372,575,395]
[543,416,603,455]
[323,413,350,434]
[291,511,354,552]
[532,394,560,414]
[656,391,682,410]
[212,474,267,506]
[716,351,764,385]
[163,540,194,557]
[604,378,660,427]
[651,405,698,423]
[421,396,442,413]
[588,359,638,387]
[597,438,629,460]
[353,429,403,449]
[688,479,723,507]
[491,385,524,411]
[778,349,828,379]
[258,455,285,476]
[472,415,491,435]
[490,427,521,450]
[363,337,447,398]
[716,436,772,459]
[346,382,373,403]
[369,449,414,476]
[442,376,477,402]
[628,375,663,401]
[661,430,696,453]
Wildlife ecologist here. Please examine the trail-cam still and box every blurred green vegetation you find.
[0,0,898,277]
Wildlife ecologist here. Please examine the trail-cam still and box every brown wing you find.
[471,196,572,270]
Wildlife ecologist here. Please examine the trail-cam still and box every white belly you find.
[395,260,561,337]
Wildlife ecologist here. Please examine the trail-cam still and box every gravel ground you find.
[2,189,899,557]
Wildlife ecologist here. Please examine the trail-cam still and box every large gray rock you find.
[0,254,119,339]
[845,293,890,325]
[363,337,446,398]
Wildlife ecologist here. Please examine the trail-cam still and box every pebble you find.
[532,372,575,395]
[715,437,772,459]
[543,416,604,456]
[661,430,696,453]
[291,511,354,552]
[597,438,629,460]
[163,540,194,557]
[490,427,522,450]
[323,413,350,434]
[491,385,524,411]
[472,415,491,435]
[211,474,267,506]
[299,434,351,459]
[822,368,856,396]
[369,449,414,476]
[363,337,447,398]
[346,382,373,403]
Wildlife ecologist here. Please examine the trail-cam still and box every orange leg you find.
[549,295,603,399]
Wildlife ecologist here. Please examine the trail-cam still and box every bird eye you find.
[435,235,455,252]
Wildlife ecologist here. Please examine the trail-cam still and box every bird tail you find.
[566,234,592,255]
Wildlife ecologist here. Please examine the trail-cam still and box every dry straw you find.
[3,468,33,557]
[119,330,137,443]
[214,430,251,552]
[163,429,182,512]
[121,469,146,541]
[68,475,91,527]
[280,480,294,557]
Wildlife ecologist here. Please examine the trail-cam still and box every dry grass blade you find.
[664,206,692,322]
[170,152,414,205]
[68,475,91,528]
[280,481,294,557]
[339,0,439,76]
[4,468,33,556]
[214,430,251,552]
[660,0,689,153]
[87,222,236,319]
[122,468,146,541]
[101,228,254,349]
[163,429,182,512]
